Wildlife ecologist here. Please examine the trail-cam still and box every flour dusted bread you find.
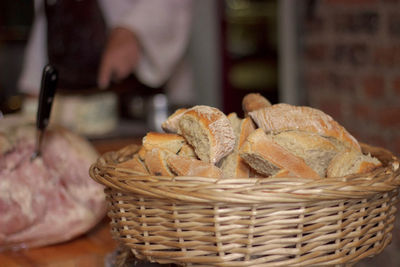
[117,154,149,175]
[271,131,345,177]
[144,148,174,176]
[220,113,255,178]
[178,105,235,164]
[167,154,223,178]
[240,129,321,179]
[161,108,187,133]
[242,93,271,116]
[249,103,361,151]
[326,150,382,177]
[125,94,385,181]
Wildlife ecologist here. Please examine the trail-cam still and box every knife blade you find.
[31,64,58,161]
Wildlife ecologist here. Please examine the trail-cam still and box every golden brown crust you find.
[242,93,272,117]
[137,146,147,161]
[117,154,149,175]
[139,132,186,161]
[144,148,174,176]
[142,132,186,153]
[271,169,297,178]
[161,108,187,133]
[249,103,361,151]
[167,154,223,178]
[358,161,382,173]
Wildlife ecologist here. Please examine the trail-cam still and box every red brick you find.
[373,46,400,67]
[394,136,400,157]
[304,71,328,90]
[362,75,385,99]
[317,100,343,121]
[353,103,371,119]
[329,72,355,91]
[304,44,328,62]
[377,106,400,127]
[392,77,400,96]
[362,134,388,149]
[304,18,325,35]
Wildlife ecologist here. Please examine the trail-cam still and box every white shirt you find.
[18,0,193,95]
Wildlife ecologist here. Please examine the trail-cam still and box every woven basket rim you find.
[90,143,400,204]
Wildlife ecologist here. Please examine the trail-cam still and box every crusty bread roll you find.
[249,103,361,151]
[242,93,271,116]
[144,148,174,176]
[142,132,186,153]
[167,154,223,178]
[139,132,186,160]
[161,108,187,133]
[178,105,236,164]
[271,131,345,177]
[138,146,147,161]
[117,154,149,175]
[240,129,321,179]
[220,113,255,178]
[326,150,382,177]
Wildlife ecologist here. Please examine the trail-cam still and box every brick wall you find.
[299,0,400,157]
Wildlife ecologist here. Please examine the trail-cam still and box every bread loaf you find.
[271,131,344,177]
[142,132,186,154]
[167,154,223,178]
[139,132,186,160]
[161,108,187,133]
[144,148,174,176]
[271,169,297,178]
[326,150,382,177]
[240,129,321,179]
[117,154,149,175]
[178,105,236,164]
[249,103,361,151]
[220,113,255,178]
[242,93,271,116]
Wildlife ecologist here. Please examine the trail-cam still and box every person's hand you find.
[98,27,140,89]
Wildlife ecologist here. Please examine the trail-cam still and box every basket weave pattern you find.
[90,144,400,266]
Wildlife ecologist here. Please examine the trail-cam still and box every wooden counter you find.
[0,137,142,267]
[0,218,116,267]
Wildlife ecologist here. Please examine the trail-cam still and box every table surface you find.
[0,137,143,267]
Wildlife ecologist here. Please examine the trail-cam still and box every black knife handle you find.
[36,64,58,130]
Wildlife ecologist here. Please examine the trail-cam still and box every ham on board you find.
[0,115,106,251]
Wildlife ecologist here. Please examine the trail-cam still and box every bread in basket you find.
[90,94,400,266]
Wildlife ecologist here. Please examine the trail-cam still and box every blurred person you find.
[18,0,194,135]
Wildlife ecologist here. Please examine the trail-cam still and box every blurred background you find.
[2,0,398,158]
[1,0,400,266]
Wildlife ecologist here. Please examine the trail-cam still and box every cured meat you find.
[0,115,106,251]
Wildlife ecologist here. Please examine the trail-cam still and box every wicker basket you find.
[90,143,400,267]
